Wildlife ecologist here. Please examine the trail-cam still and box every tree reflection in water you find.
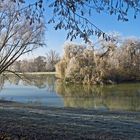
[0,74,56,92]
[0,74,140,111]
[0,75,5,91]
[56,81,140,111]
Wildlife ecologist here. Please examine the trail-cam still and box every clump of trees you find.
[9,50,60,72]
[56,39,140,84]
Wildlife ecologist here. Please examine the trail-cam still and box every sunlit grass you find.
[5,72,56,75]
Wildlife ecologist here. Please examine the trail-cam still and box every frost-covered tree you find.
[56,39,140,84]
[0,0,45,74]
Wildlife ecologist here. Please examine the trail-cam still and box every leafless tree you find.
[0,0,45,74]
[33,56,46,72]
[46,50,60,71]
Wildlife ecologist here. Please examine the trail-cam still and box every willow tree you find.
[0,0,45,74]
[11,0,140,42]
[46,0,140,42]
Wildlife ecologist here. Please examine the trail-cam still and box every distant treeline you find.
[9,50,60,72]
[56,38,140,84]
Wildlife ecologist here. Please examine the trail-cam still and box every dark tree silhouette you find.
[47,0,140,42]
[9,0,140,42]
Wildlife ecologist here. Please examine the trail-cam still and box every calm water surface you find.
[0,74,140,112]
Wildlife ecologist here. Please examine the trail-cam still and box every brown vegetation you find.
[56,39,140,84]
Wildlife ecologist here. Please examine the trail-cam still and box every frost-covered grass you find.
[5,72,56,75]
[0,101,140,140]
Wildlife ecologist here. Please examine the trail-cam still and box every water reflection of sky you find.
[0,79,64,107]
[0,75,140,112]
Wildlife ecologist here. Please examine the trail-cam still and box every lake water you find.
[0,74,140,112]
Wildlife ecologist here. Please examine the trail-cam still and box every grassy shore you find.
[0,101,140,140]
[5,72,56,75]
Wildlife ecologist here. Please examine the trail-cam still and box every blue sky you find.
[22,1,140,59]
